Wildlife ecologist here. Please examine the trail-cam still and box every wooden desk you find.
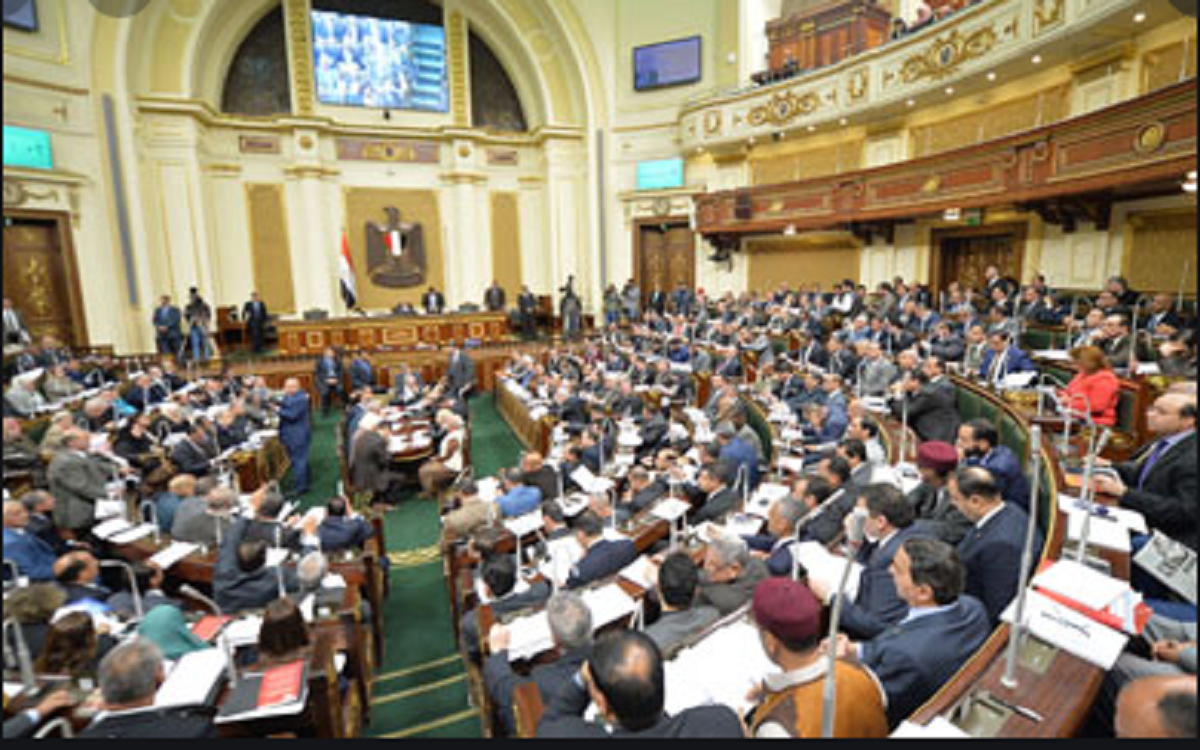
[493,379,552,455]
[276,313,509,356]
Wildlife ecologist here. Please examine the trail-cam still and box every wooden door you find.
[933,224,1026,296]
[2,211,88,347]
[636,221,695,309]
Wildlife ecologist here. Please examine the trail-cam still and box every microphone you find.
[3,619,36,690]
[1002,425,1043,689]
[820,527,860,738]
[1074,427,1113,564]
[180,584,223,617]
[846,506,868,547]
[98,559,143,620]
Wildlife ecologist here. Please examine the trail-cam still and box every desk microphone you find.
[820,514,862,738]
[180,584,223,617]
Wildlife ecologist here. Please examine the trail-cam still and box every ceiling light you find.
[944,208,962,221]
[1032,54,1043,65]
[1133,11,1146,23]
[784,225,797,236]
[945,86,955,95]
[986,71,997,81]
[906,99,916,107]
[838,117,848,126]
[1184,181,1197,194]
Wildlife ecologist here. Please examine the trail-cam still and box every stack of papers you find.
[506,612,554,662]
[571,466,615,495]
[747,483,790,519]
[92,517,135,541]
[581,583,638,628]
[791,542,863,602]
[503,512,545,539]
[663,617,777,717]
[223,616,263,648]
[650,498,691,522]
[891,718,972,738]
[155,648,227,708]
[618,556,655,590]
[149,542,200,570]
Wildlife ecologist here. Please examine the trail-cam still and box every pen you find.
[990,694,1045,724]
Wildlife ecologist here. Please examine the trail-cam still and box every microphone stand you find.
[899,374,912,464]
[1001,425,1042,688]
[3,619,36,691]
[99,559,143,620]
[1074,427,1113,564]
[140,500,161,546]
[820,511,865,738]
[179,584,223,617]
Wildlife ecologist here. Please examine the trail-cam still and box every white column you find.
[518,175,547,295]
[203,165,251,305]
[544,138,590,310]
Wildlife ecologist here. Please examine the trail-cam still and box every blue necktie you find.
[1137,440,1173,489]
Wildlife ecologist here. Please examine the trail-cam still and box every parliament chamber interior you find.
[3,0,1198,740]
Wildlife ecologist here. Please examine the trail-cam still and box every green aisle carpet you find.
[289,396,523,738]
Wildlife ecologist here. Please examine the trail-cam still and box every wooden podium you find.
[766,0,892,75]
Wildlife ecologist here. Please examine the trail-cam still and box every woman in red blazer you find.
[1060,346,1121,427]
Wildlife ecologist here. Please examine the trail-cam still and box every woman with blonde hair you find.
[1060,346,1121,427]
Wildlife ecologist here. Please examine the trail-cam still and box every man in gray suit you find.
[644,552,720,655]
[446,346,476,399]
[5,371,46,418]
[859,342,898,397]
[48,429,113,536]
[171,486,236,547]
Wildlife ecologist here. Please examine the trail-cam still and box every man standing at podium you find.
[423,286,446,315]
[241,291,270,354]
[485,280,507,313]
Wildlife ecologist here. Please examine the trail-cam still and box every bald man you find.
[1115,675,1197,738]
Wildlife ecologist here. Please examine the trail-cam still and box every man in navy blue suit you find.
[951,466,1042,624]
[314,347,345,416]
[715,423,758,491]
[348,354,374,393]
[833,537,992,727]
[957,419,1030,512]
[152,295,183,358]
[977,331,1034,388]
[278,378,313,497]
[317,496,374,553]
[3,500,58,581]
[809,485,925,640]
[565,511,637,590]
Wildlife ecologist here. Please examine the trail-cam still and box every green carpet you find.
[288,395,524,737]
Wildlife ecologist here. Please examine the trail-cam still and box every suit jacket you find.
[152,305,183,338]
[978,346,1035,384]
[485,286,507,312]
[691,487,740,526]
[5,387,44,418]
[697,557,769,615]
[968,446,1030,513]
[171,497,232,547]
[800,487,859,546]
[461,580,552,660]
[350,429,395,492]
[423,291,446,315]
[928,334,965,363]
[349,358,374,391]
[566,538,638,589]
[522,465,561,502]
[318,516,374,552]
[897,376,960,445]
[1102,335,1133,370]
[213,517,299,613]
[314,357,344,395]
[538,680,744,738]
[2,527,58,581]
[448,352,476,395]
[907,483,972,546]
[836,526,924,640]
[78,706,217,739]
[242,300,269,327]
[859,595,992,726]
[171,438,215,478]
[644,605,721,655]
[1115,432,1198,550]
[719,438,759,491]
[957,503,1041,623]
[48,450,111,532]
[860,359,898,397]
[485,645,590,736]
[278,392,312,453]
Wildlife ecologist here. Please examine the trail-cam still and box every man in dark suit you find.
[833,537,992,727]
[893,355,961,444]
[517,285,538,339]
[1095,393,1197,551]
[78,640,217,738]
[951,467,1041,624]
[566,511,638,589]
[978,332,1035,388]
[241,291,270,354]
[3,500,58,581]
[485,590,594,736]
[314,347,344,416]
[926,321,965,363]
[171,422,217,478]
[446,347,476,399]
[648,286,667,316]
[537,631,744,738]
[278,378,313,497]
[423,286,446,315]
[349,354,374,392]
[1100,313,1135,371]
[958,418,1030,513]
[317,496,375,553]
[349,414,402,505]
[810,486,925,640]
[213,516,299,613]
[520,452,561,502]
[484,281,507,313]
[461,555,551,661]
[690,461,741,526]
[152,295,183,358]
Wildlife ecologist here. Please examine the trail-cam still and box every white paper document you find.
[506,611,554,662]
[1058,495,1148,535]
[109,523,159,546]
[581,583,638,629]
[618,555,655,590]
[223,616,264,648]
[1065,511,1132,553]
[791,542,863,602]
[155,647,226,708]
[503,512,545,539]
[891,717,972,738]
[649,498,691,523]
[1001,589,1128,670]
[92,517,134,541]
[570,465,615,495]
[664,617,777,718]
[149,542,201,570]
[1032,559,1131,612]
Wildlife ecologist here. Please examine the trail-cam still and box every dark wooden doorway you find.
[3,210,89,348]
[635,219,695,309]
[932,223,1026,295]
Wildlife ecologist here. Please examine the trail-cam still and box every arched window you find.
[221,6,291,117]
[470,29,527,133]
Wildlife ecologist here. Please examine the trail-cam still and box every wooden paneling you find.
[933,223,1026,295]
[909,86,1071,160]
[767,0,892,74]
[750,139,863,186]
[635,221,696,306]
[276,313,509,356]
[245,183,297,314]
[343,188,444,310]
[490,192,522,297]
[1126,210,1198,295]
[746,237,861,291]
[2,211,88,348]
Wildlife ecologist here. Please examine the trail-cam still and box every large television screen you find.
[3,126,53,170]
[634,36,702,92]
[311,9,448,112]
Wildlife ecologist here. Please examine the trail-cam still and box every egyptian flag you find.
[339,229,358,310]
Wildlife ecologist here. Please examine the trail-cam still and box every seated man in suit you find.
[496,467,542,519]
[643,552,720,655]
[957,418,1031,513]
[689,460,741,526]
[520,452,561,502]
[78,640,217,738]
[950,467,1041,624]
[809,485,924,640]
[696,533,769,616]
[618,466,666,522]
[1095,392,1197,552]
[171,486,235,547]
[799,456,859,546]
[317,495,375,553]
[1100,313,1135,371]
[744,483,823,577]
[460,554,551,662]
[978,331,1035,388]
[53,551,111,605]
[639,401,670,459]
[907,441,973,545]
[749,578,888,738]
[213,516,300,613]
[537,630,744,738]
[565,511,637,590]
[892,355,961,445]
[485,591,594,736]
[349,414,404,506]
[170,422,217,478]
[715,423,759,491]
[3,499,58,581]
[831,537,991,727]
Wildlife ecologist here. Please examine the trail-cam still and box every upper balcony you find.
[680,0,1161,154]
